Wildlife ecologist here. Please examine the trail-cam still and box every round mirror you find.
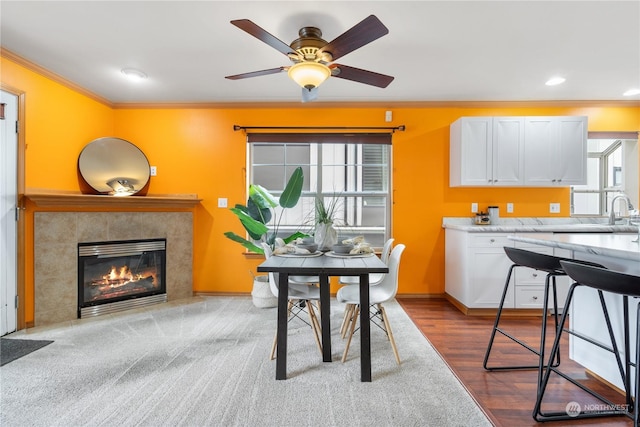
[78,137,150,196]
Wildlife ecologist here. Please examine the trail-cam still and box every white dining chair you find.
[336,243,405,364]
[338,238,394,286]
[338,238,394,335]
[262,243,323,359]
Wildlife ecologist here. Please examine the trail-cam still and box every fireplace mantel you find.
[25,190,201,209]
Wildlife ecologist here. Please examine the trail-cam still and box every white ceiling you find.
[1,1,639,105]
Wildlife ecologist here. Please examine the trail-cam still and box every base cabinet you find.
[445,229,571,310]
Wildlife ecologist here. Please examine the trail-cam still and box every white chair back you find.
[381,238,395,264]
[374,244,405,303]
[261,242,280,298]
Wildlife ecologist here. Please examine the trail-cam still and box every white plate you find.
[324,251,375,258]
[274,251,324,258]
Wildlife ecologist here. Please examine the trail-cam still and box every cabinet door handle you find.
[557,179,562,182]
[532,273,538,278]
[532,296,538,300]
[490,238,495,243]
[552,179,557,182]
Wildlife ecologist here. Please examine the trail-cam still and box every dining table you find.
[257,251,389,382]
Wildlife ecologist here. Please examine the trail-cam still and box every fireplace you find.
[78,238,167,318]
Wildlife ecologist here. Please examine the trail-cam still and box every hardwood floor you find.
[397,298,634,427]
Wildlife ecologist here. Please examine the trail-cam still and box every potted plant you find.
[225,167,307,308]
[224,166,306,255]
[313,195,340,251]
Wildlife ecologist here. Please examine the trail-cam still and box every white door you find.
[1,90,18,335]
[492,116,525,185]
[460,117,493,185]
[524,116,558,185]
[556,116,588,185]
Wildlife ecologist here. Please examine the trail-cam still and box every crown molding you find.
[1,48,113,108]
[3,48,639,110]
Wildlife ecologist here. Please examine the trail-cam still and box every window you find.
[571,133,639,216]
[249,133,391,247]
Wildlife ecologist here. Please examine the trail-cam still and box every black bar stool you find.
[484,247,605,392]
[484,247,565,373]
[533,261,639,424]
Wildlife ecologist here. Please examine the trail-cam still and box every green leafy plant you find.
[224,167,306,254]
[314,194,341,225]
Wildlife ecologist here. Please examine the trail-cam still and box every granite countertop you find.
[508,233,640,262]
[442,217,639,233]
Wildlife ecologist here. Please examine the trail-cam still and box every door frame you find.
[2,83,26,331]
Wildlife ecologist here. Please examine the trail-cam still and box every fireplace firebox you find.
[78,238,167,318]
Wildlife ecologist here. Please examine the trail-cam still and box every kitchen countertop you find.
[442,217,638,233]
[508,233,640,262]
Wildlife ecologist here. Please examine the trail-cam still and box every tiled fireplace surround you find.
[34,210,194,326]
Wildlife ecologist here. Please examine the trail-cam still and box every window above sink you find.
[571,132,638,217]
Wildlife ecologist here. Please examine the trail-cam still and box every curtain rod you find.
[233,125,406,132]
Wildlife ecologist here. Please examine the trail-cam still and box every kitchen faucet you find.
[608,193,635,225]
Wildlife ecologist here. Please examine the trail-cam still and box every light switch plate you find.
[506,203,514,213]
[471,203,478,213]
[549,203,560,213]
[150,166,157,176]
[218,198,228,208]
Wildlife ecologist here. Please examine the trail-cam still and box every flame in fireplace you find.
[99,265,150,288]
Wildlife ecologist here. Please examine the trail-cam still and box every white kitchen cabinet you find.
[445,229,571,310]
[450,115,587,187]
[449,116,524,186]
[445,230,514,308]
[513,236,571,309]
[524,116,588,186]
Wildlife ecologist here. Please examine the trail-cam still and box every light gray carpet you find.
[0,296,491,426]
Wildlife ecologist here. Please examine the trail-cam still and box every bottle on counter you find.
[488,206,499,224]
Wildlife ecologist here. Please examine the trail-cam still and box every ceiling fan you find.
[225,15,394,101]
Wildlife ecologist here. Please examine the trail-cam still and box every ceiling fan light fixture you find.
[288,62,331,90]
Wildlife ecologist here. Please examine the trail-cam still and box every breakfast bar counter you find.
[508,232,640,392]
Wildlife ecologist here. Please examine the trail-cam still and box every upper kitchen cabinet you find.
[523,116,588,186]
[450,115,587,187]
[450,117,524,186]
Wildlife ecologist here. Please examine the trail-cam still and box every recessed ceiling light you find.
[121,68,147,82]
[623,88,640,96]
[545,76,566,86]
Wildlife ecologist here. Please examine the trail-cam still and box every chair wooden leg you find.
[378,303,400,365]
[306,300,323,356]
[342,305,360,363]
[340,304,354,338]
[270,299,295,360]
[270,328,278,360]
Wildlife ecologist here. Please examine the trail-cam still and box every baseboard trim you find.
[444,294,546,317]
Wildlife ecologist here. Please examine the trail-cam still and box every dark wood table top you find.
[257,253,389,275]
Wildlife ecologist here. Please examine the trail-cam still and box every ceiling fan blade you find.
[231,19,295,56]
[318,15,389,61]
[331,64,394,88]
[301,87,319,103]
[225,67,286,80]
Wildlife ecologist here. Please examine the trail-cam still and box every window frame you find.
[247,133,393,248]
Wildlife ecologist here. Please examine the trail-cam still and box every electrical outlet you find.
[506,203,514,213]
[218,198,228,208]
[471,203,478,213]
[385,110,392,122]
[150,166,157,176]
[549,203,561,213]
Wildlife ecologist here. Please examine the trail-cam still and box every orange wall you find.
[3,56,640,325]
